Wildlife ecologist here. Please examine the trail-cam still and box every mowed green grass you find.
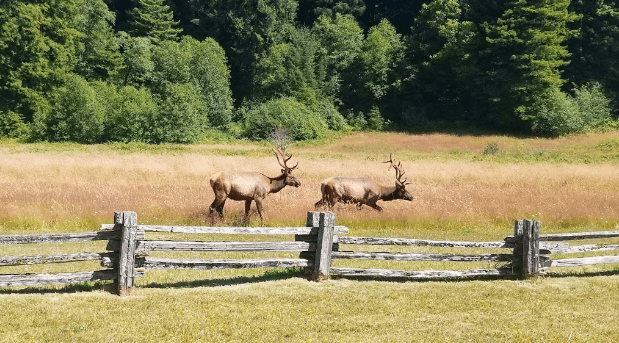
[1,131,619,342]
[2,276,619,342]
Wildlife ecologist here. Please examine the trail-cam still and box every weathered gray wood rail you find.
[332,235,516,280]
[0,212,139,292]
[337,236,508,248]
[0,231,121,245]
[332,251,512,262]
[330,268,516,279]
[135,212,344,283]
[332,220,558,281]
[534,229,619,270]
[102,224,349,235]
[3,212,617,292]
[138,258,312,270]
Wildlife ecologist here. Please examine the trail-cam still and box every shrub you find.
[528,88,584,136]
[0,110,29,139]
[573,82,613,130]
[315,100,349,131]
[96,82,159,143]
[366,106,386,131]
[35,75,105,143]
[528,84,614,136]
[152,83,207,143]
[244,97,328,141]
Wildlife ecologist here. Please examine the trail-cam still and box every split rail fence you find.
[1,212,618,295]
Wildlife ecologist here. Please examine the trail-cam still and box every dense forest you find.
[1,0,618,143]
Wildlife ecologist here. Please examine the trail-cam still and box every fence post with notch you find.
[312,212,336,281]
[522,219,540,278]
[115,211,138,295]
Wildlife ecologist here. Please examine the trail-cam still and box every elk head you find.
[383,154,414,201]
[273,148,301,187]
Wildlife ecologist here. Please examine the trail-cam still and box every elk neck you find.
[379,185,399,201]
[267,173,288,193]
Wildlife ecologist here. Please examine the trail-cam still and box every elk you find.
[209,149,301,222]
[314,154,413,211]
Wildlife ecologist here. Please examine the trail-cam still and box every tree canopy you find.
[1,0,618,142]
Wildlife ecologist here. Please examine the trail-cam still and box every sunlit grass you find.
[1,131,619,342]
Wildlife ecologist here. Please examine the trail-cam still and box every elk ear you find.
[281,168,286,174]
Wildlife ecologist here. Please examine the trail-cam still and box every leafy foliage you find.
[244,97,328,141]
[33,74,106,143]
[0,0,617,142]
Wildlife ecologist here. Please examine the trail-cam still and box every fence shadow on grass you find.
[543,269,619,279]
[0,281,114,295]
[139,268,307,290]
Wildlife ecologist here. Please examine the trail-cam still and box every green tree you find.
[128,0,182,44]
[401,0,484,126]
[311,13,364,80]
[253,27,328,102]
[0,0,83,125]
[152,82,206,143]
[33,74,106,143]
[74,0,123,81]
[150,37,233,129]
[116,32,154,86]
[565,0,619,115]
[95,82,159,143]
[339,19,404,127]
[174,0,298,104]
[485,0,579,129]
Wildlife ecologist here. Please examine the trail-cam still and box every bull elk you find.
[314,154,413,211]
[209,149,301,222]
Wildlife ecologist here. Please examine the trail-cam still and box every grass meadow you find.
[1,131,619,342]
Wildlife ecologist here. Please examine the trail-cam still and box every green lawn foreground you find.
[1,275,618,343]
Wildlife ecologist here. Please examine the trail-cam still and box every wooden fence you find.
[0,211,347,294]
[331,219,619,280]
[1,213,618,295]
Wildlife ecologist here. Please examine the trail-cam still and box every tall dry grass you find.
[1,146,618,233]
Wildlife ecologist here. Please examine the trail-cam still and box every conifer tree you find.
[129,0,182,44]
[485,0,579,128]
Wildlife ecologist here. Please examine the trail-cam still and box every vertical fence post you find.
[512,220,524,274]
[116,211,138,295]
[313,212,335,281]
[522,219,540,278]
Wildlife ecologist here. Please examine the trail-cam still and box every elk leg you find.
[328,196,338,210]
[368,202,383,212]
[209,198,226,219]
[254,198,265,222]
[314,196,327,209]
[244,200,253,221]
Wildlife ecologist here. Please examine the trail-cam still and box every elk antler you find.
[273,148,299,173]
[383,153,410,186]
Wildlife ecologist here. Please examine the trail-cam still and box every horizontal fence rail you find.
[0,231,122,245]
[102,224,349,235]
[0,270,119,287]
[338,236,508,248]
[137,241,315,252]
[0,252,116,267]
[332,235,515,281]
[138,257,312,270]
[332,251,513,262]
[330,268,516,279]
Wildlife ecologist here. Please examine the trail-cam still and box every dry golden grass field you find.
[1,131,619,342]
